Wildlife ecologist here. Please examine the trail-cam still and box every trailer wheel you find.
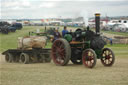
[39,54,51,63]
[20,53,29,64]
[82,49,97,68]
[51,38,71,66]
[101,48,115,66]
[44,54,51,62]
[5,53,13,63]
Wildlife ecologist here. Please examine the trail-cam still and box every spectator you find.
[109,38,113,45]
[62,26,68,37]
[53,28,61,42]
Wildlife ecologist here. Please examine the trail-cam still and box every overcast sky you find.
[1,0,128,19]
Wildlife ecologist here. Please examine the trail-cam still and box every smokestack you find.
[95,13,100,35]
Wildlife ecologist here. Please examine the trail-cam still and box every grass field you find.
[101,30,128,37]
[0,26,128,85]
[0,26,49,52]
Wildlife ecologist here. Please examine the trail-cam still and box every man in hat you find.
[52,28,61,42]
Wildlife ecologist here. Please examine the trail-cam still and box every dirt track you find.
[0,53,5,63]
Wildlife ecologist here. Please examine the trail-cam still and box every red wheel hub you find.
[101,50,113,65]
[83,52,94,66]
[82,50,96,68]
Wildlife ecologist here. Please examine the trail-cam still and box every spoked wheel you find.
[5,53,14,63]
[101,48,115,66]
[82,49,97,68]
[20,53,29,64]
[51,38,71,66]
[71,59,82,65]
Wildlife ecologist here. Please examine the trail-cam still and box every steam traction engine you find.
[51,13,115,68]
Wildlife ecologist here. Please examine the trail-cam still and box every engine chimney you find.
[95,13,100,35]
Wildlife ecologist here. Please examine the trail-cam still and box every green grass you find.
[105,44,128,47]
[105,44,128,58]
[0,26,128,85]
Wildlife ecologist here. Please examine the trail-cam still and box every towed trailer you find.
[2,48,51,64]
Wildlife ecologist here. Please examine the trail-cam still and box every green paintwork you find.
[64,34,72,42]
[84,41,90,49]
[64,33,104,60]
[95,49,103,59]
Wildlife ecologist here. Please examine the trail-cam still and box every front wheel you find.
[101,48,115,66]
[82,49,97,68]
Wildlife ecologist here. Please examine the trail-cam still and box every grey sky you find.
[1,0,128,19]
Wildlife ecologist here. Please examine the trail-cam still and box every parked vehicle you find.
[12,23,23,30]
[112,24,128,32]
[0,22,23,34]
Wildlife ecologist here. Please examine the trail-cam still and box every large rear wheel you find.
[82,49,97,68]
[101,48,115,66]
[51,38,71,66]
